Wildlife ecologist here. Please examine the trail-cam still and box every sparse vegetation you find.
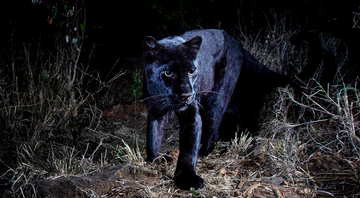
[0,1,359,197]
[0,1,124,197]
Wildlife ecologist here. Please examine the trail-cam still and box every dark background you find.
[1,0,359,79]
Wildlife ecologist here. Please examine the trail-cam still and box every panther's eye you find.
[188,68,196,76]
[164,70,173,77]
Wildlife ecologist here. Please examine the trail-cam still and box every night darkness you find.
[1,0,359,74]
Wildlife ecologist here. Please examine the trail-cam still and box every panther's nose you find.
[181,93,193,103]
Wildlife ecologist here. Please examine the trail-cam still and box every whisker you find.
[157,101,167,112]
[195,101,204,110]
[156,100,170,116]
[143,93,168,101]
[195,90,219,95]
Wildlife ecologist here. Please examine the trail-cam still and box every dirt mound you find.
[29,164,157,197]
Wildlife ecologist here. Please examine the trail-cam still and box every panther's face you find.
[143,35,202,111]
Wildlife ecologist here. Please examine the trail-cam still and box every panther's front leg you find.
[146,113,168,162]
[174,104,204,189]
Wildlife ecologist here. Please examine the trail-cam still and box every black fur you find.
[143,29,293,189]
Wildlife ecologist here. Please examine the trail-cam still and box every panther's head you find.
[143,35,202,111]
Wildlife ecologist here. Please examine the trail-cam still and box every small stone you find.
[219,168,227,176]
[298,188,313,195]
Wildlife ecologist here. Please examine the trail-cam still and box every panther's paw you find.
[174,173,204,190]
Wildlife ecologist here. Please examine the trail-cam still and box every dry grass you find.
[0,1,123,197]
[241,10,306,76]
[257,81,360,197]
[1,8,359,198]
[101,80,360,197]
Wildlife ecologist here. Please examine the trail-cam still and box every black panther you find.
[142,29,297,189]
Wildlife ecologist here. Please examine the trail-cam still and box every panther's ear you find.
[184,36,202,54]
[143,36,160,57]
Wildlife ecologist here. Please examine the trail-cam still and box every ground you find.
[14,95,357,198]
